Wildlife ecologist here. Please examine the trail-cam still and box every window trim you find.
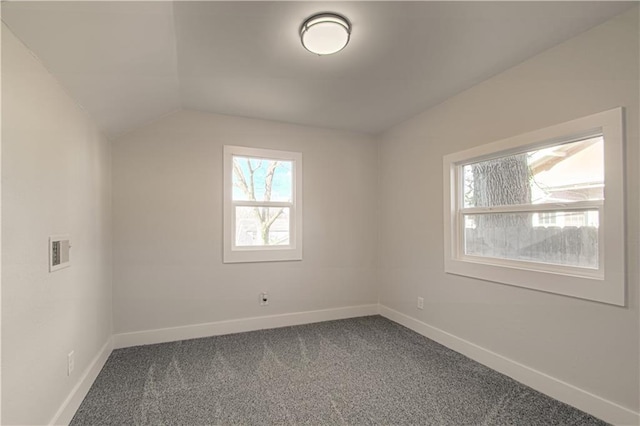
[443,107,625,306]
[223,145,302,263]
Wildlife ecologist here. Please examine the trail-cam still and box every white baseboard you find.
[50,338,114,426]
[113,304,379,349]
[51,305,637,426]
[379,304,639,426]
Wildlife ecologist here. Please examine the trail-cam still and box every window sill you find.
[445,258,624,306]
[223,246,302,263]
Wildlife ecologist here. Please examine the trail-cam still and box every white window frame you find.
[223,145,302,263]
[443,107,625,306]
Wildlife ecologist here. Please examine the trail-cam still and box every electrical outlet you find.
[417,297,424,310]
[67,351,75,376]
[260,292,269,306]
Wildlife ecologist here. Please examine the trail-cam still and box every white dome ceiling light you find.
[300,13,351,56]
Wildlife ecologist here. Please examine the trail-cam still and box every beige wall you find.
[112,110,378,333]
[2,5,638,425]
[378,7,639,412]
[1,24,113,425]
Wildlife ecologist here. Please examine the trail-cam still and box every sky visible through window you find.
[232,156,292,202]
[463,136,603,208]
[459,136,604,268]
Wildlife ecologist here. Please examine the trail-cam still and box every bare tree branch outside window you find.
[232,157,290,245]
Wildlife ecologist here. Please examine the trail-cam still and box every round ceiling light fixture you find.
[300,13,351,56]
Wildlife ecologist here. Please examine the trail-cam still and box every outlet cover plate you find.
[67,351,75,376]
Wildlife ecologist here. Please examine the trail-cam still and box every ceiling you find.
[2,1,634,137]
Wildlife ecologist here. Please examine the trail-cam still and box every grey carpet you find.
[71,316,607,425]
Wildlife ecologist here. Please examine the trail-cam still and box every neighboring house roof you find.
[530,136,604,203]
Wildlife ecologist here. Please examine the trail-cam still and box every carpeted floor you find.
[71,315,607,425]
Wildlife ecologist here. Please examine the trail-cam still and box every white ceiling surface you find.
[2,1,634,137]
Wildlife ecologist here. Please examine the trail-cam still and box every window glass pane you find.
[235,207,290,247]
[463,210,599,268]
[232,156,293,202]
[463,136,603,208]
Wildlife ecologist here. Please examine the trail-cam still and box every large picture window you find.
[223,146,302,263]
[443,108,625,305]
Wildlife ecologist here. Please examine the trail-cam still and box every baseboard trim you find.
[50,337,114,426]
[113,304,379,349]
[51,305,637,426]
[379,304,639,426]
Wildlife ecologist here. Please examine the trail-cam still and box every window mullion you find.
[461,200,603,215]
[232,200,294,208]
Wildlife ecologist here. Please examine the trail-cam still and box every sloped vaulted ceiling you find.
[2,1,635,137]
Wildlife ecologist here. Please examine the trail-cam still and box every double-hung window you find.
[443,108,625,305]
[223,145,302,263]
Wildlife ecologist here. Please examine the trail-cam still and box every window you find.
[443,108,625,305]
[223,146,302,263]
[534,212,558,227]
